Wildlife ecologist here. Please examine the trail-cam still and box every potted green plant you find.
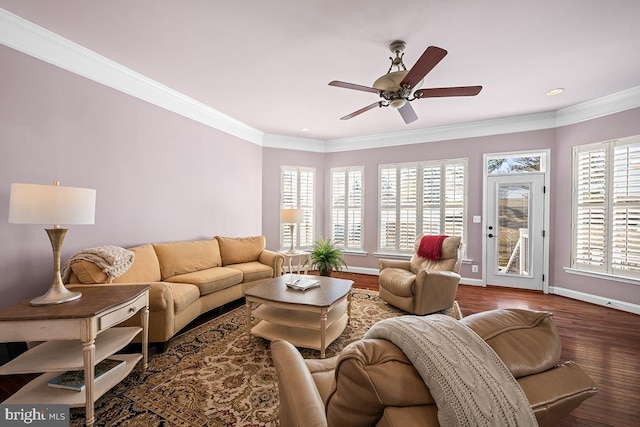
[308,237,347,276]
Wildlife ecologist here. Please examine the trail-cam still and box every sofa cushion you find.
[153,239,222,279]
[169,282,201,314]
[216,235,265,266]
[164,267,242,296]
[461,308,562,378]
[70,259,109,284]
[70,244,161,284]
[227,261,273,283]
[113,244,162,283]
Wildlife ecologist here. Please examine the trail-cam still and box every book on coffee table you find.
[286,277,320,291]
[48,358,126,391]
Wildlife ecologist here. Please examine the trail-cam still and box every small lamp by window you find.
[280,208,304,253]
[9,181,96,306]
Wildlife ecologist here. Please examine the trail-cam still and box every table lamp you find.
[9,181,96,306]
[280,208,304,253]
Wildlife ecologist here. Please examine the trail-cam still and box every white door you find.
[486,174,545,290]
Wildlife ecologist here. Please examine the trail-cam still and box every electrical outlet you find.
[472,265,478,273]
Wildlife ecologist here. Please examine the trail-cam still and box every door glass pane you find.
[496,184,531,276]
[488,155,542,174]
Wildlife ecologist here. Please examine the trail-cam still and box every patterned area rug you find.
[70,289,407,426]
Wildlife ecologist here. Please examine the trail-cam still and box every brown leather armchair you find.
[271,308,597,427]
[378,235,462,315]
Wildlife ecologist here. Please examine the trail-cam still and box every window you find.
[378,159,467,253]
[281,166,315,250]
[330,166,364,250]
[572,135,640,279]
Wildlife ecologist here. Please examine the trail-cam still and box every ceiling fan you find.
[329,40,482,124]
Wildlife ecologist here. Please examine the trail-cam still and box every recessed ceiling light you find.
[301,127,310,132]
[546,88,564,96]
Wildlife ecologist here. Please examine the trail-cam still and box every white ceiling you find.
[1,0,640,142]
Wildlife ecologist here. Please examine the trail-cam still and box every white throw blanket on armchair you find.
[61,245,135,283]
[365,315,538,427]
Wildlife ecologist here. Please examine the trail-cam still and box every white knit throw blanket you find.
[61,245,135,283]
[364,315,538,427]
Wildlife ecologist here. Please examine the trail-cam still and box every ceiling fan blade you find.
[400,46,448,89]
[415,86,483,98]
[398,103,418,124]
[340,101,382,120]
[329,80,381,94]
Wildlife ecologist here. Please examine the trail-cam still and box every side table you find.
[0,284,150,427]
[279,251,311,275]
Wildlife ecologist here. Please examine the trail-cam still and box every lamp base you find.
[30,227,82,306]
[30,284,82,306]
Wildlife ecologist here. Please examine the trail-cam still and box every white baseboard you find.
[459,278,484,286]
[345,266,379,275]
[550,286,640,315]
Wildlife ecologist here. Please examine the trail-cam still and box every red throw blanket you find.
[417,235,448,260]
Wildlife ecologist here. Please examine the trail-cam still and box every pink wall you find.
[322,129,556,277]
[263,110,640,306]
[261,147,325,253]
[0,46,264,307]
[553,108,640,304]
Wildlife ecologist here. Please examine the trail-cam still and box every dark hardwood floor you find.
[2,272,638,426]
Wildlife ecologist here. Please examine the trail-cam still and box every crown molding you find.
[555,85,640,127]
[262,134,326,153]
[2,7,639,153]
[0,8,264,145]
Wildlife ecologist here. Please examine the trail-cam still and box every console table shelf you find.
[3,353,142,408]
[0,327,141,375]
[0,285,150,427]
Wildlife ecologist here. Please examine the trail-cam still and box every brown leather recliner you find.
[378,235,462,315]
[271,308,597,427]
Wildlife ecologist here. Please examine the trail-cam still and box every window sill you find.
[564,267,640,286]
[342,250,368,257]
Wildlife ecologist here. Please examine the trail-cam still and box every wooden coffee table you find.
[245,274,353,358]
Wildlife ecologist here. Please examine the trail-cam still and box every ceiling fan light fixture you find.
[373,70,408,92]
[389,99,406,109]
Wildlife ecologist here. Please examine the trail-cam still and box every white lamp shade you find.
[9,183,96,225]
[280,208,304,224]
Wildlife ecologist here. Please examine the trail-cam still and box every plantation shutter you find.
[379,159,467,254]
[399,166,418,251]
[611,141,640,276]
[444,161,465,236]
[572,136,640,279]
[379,166,397,251]
[281,166,315,250]
[347,168,364,249]
[574,146,607,271]
[298,168,315,248]
[330,167,364,250]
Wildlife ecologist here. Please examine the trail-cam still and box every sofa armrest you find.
[259,250,285,276]
[379,258,411,272]
[271,340,328,427]
[412,270,460,315]
[67,282,171,312]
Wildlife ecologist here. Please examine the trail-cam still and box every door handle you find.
[488,233,495,238]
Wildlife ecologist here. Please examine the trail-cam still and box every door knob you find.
[488,233,495,238]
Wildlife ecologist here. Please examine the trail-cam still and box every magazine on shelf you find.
[286,276,320,291]
[48,358,126,392]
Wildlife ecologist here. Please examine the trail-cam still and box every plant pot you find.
[319,268,332,277]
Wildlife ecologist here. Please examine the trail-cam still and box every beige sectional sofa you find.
[66,236,284,348]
